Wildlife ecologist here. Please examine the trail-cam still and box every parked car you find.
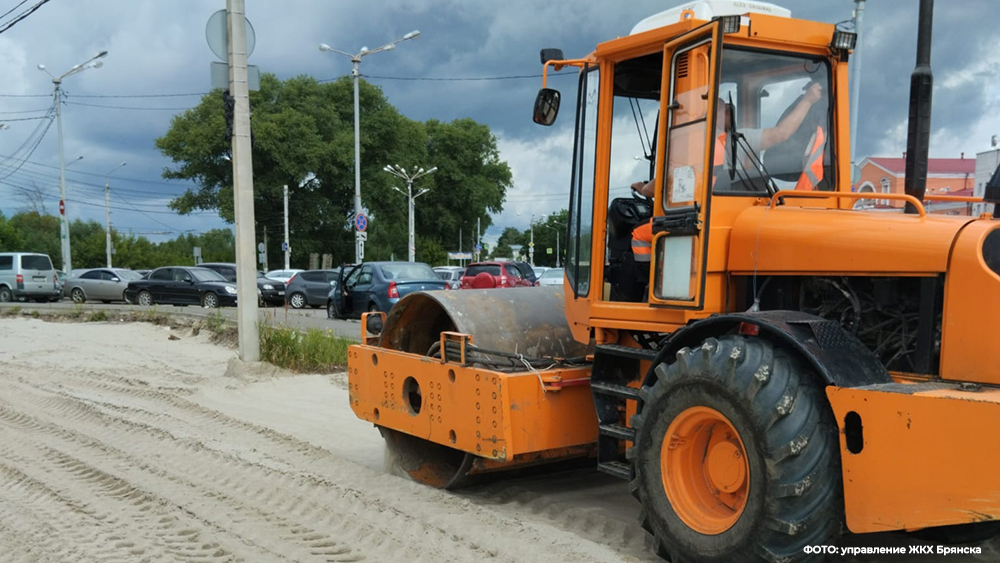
[535,268,564,287]
[199,262,287,306]
[135,269,151,278]
[328,262,447,319]
[264,268,304,284]
[55,270,67,296]
[65,268,143,303]
[285,269,340,309]
[433,266,464,289]
[125,266,238,308]
[0,252,61,303]
[459,262,533,289]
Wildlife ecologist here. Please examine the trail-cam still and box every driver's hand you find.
[804,82,822,104]
[631,181,647,192]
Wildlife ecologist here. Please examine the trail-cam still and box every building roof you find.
[866,157,976,176]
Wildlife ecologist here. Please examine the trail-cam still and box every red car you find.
[459,262,533,289]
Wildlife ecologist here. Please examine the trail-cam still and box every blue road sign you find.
[475,243,482,253]
[355,213,368,232]
[281,242,289,252]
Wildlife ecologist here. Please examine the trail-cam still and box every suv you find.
[512,261,541,285]
[0,252,61,303]
[459,262,533,289]
[200,262,287,306]
[285,269,340,309]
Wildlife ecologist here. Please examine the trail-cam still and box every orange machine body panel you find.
[827,382,1000,533]
[940,220,1000,384]
[347,345,597,461]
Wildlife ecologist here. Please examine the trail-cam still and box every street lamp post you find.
[38,51,108,274]
[385,164,437,262]
[104,162,127,267]
[320,31,420,263]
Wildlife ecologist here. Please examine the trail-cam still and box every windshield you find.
[190,268,228,282]
[714,48,832,194]
[379,263,437,281]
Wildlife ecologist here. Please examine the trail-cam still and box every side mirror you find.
[533,88,561,126]
[540,48,564,64]
[110,277,119,282]
[183,277,194,284]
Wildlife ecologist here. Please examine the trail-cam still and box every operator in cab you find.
[630,82,825,265]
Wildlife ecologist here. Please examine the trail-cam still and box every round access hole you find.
[371,353,379,367]
[402,377,422,416]
[448,369,456,383]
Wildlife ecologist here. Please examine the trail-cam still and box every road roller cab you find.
[347,1,1000,560]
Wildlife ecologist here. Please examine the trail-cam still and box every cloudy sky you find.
[1,0,997,250]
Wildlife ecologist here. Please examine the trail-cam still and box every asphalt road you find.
[0,299,363,339]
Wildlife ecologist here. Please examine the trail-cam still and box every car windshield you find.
[379,263,437,281]
[540,269,563,279]
[115,270,143,280]
[190,268,227,282]
[465,265,501,277]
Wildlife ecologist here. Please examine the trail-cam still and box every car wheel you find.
[137,290,154,307]
[289,292,306,309]
[201,292,219,308]
[122,291,131,304]
[70,288,86,304]
[0,286,13,303]
[327,300,339,319]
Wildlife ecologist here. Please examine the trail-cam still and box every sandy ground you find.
[0,317,997,563]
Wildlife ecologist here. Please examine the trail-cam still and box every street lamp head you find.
[90,61,103,69]
[120,161,127,167]
[426,166,438,174]
[360,46,369,53]
[383,43,396,51]
[404,30,421,40]
[318,43,332,52]
[36,64,45,71]
[96,50,108,59]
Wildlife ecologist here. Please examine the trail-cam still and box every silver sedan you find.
[65,268,144,303]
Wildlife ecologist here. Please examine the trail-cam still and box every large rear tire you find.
[629,335,842,563]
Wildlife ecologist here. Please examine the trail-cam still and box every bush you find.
[88,310,109,322]
[259,324,351,372]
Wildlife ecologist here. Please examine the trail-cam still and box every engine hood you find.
[728,205,977,275]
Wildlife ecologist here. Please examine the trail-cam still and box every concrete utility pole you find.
[39,51,107,273]
[849,0,866,183]
[227,0,260,361]
[283,184,290,270]
[320,30,421,263]
[385,164,436,262]
[104,162,126,268]
[475,217,480,262]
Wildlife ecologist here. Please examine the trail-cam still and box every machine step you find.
[595,343,659,362]
[590,381,640,401]
[597,460,633,480]
[599,423,636,442]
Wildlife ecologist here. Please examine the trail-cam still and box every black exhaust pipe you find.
[904,0,934,214]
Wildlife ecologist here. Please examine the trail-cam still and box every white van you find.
[0,252,61,302]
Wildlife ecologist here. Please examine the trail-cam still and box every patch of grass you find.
[1,306,22,317]
[259,323,351,372]
[205,310,226,333]
[88,310,109,322]
[67,303,85,319]
[29,310,39,319]
[141,306,169,325]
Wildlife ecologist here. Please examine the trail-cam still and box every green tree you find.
[491,226,524,260]
[155,74,510,268]
[0,212,25,250]
[8,212,61,266]
[521,209,568,268]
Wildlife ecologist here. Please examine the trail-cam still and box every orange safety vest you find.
[795,126,825,190]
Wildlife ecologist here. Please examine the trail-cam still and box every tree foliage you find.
[0,211,235,271]
[155,74,512,268]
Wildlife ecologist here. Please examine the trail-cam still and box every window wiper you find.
[734,134,779,196]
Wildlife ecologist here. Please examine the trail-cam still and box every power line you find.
[0,0,51,35]
[65,101,195,111]
[0,114,52,121]
[0,154,201,189]
[0,1,28,21]
[0,107,52,115]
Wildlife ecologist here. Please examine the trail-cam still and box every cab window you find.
[713,48,832,194]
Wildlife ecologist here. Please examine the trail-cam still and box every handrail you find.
[541,58,591,88]
[922,194,982,203]
[767,191,927,218]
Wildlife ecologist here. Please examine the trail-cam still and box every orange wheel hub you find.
[660,406,749,535]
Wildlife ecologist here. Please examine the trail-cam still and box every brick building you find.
[853,155,976,215]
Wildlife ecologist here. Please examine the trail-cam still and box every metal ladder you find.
[591,343,658,480]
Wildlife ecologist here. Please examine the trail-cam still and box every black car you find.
[125,266,238,308]
[328,261,447,319]
[285,269,340,309]
[512,261,539,284]
[199,262,287,306]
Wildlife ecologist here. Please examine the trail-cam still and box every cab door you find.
[649,24,722,309]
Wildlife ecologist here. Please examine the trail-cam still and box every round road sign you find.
[59,200,65,215]
[355,213,368,232]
